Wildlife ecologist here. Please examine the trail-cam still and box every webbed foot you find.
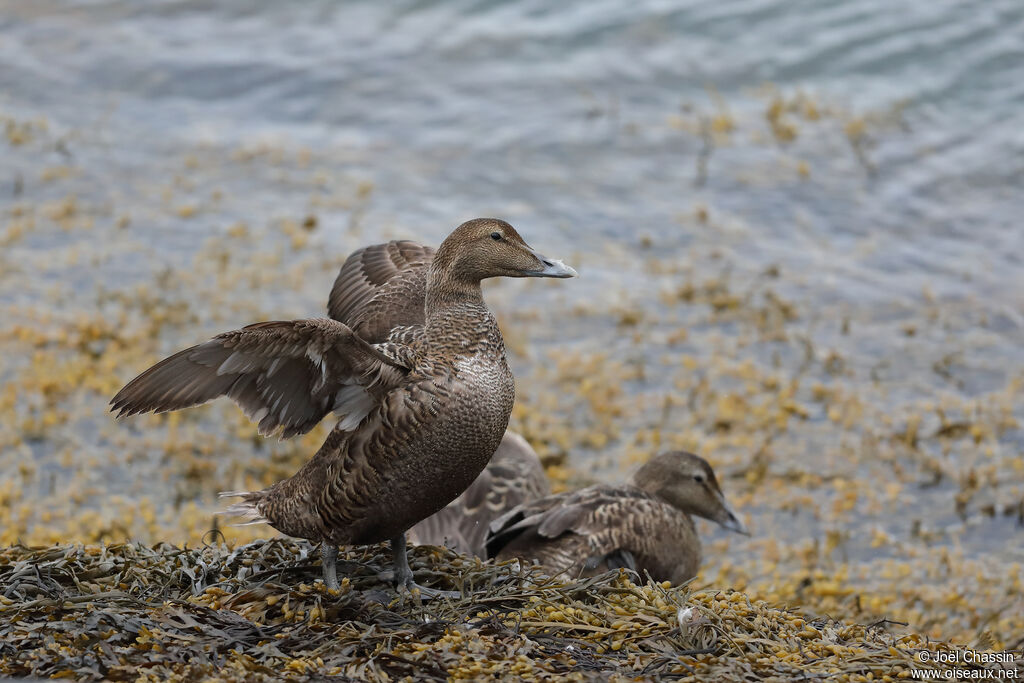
[389,533,461,600]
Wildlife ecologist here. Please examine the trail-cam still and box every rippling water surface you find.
[1,0,1022,644]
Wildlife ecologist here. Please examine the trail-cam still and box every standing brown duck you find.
[407,430,550,557]
[486,452,748,585]
[110,218,575,591]
[328,247,551,558]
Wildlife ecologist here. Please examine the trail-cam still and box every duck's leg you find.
[390,532,415,587]
[389,533,461,599]
[320,542,340,590]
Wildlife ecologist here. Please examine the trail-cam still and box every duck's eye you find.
[490,231,503,241]
[693,474,705,484]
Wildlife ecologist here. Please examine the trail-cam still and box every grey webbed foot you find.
[402,583,462,600]
[390,534,461,600]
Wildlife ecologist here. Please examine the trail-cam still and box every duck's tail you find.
[219,490,269,526]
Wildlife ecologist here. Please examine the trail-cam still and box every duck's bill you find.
[718,502,750,536]
[524,250,578,278]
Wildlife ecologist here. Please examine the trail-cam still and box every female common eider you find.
[326,248,551,558]
[407,430,550,557]
[486,451,748,585]
[110,218,576,592]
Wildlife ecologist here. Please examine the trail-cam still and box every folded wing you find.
[110,318,411,438]
[486,486,661,576]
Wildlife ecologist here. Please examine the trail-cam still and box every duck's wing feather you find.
[486,486,666,571]
[408,431,550,556]
[490,486,640,539]
[110,318,411,438]
[327,240,434,343]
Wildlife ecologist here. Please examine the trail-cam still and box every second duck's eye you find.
[490,231,503,241]
[693,474,705,484]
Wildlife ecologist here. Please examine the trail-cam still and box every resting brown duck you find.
[486,451,748,585]
[110,218,576,592]
[407,430,550,557]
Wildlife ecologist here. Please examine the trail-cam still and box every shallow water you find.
[1,0,1022,645]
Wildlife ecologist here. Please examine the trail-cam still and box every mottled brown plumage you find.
[110,218,575,591]
[327,240,435,344]
[487,452,748,585]
[110,319,406,437]
[408,430,550,557]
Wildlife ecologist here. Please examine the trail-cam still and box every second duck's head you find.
[630,451,749,535]
[431,218,577,284]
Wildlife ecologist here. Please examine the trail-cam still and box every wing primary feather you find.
[110,318,411,438]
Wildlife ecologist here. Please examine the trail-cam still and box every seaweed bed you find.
[2,541,1015,681]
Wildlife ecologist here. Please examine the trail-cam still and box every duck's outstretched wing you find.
[110,318,411,438]
[408,431,550,557]
[327,240,434,343]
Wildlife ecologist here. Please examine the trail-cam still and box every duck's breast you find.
[342,350,514,543]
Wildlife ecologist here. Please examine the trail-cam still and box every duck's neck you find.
[424,268,496,348]
[426,269,483,310]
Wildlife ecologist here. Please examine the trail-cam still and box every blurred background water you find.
[1,0,1022,644]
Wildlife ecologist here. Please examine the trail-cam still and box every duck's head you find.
[630,451,749,535]
[432,218,577,283]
